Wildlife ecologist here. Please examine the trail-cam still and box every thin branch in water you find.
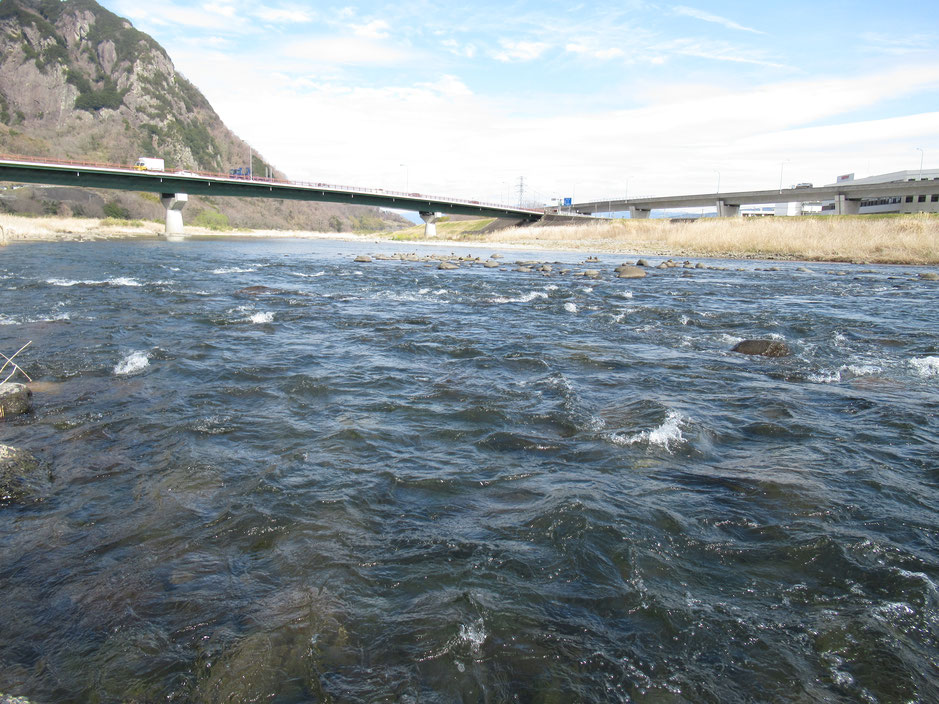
[0,341,33,385]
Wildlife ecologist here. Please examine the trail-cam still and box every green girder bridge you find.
[0,156,545,239]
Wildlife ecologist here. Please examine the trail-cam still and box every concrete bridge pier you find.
[161,193,188,240]
[835,194,860,215]
[420,211,441,237]
[628,206,651,219]
[717,200,741,217]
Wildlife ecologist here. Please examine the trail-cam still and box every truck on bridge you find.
[134,157,164,171]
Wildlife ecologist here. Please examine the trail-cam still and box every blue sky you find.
[108,0,939,204]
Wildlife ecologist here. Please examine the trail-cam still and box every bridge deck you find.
[0,156,543,221]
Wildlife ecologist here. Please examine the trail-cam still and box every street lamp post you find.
[714,170,721,195]
[779,159,790,193]
[916,148,924,180]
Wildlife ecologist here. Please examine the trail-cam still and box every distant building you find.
[772,169,939,216]
[824,169,939,215]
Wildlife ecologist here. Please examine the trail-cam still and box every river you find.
[1,238,937,702]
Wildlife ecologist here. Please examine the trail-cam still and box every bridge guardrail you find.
[0,153,544,214]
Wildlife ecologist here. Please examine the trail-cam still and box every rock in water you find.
[0,444,47,503]
[0,383,31,420]
[918,272,938,281]
[615,265,646,279]
[2,695,39,704]
[353,255,372,263]
[438,262,458,270]
[235,285,288,296]
[731,340,792,357]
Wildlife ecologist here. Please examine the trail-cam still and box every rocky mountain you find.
[0,0,407,232]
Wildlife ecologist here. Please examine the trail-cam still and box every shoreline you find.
[2,212,938,267]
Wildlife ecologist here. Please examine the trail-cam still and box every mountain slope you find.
[0,0,407,231]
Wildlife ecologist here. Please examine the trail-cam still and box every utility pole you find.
[517,176,525,207]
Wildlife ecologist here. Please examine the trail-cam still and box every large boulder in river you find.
[615,265,647,279]
[0,383,31,420]
[731,339,792,357]
[0,444,47,503]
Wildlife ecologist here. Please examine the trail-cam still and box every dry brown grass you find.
[0,213,163,240]
[471,214,939,264]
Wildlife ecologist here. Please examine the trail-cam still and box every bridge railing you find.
[0,153,543,214]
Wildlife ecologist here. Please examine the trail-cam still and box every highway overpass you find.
[573,179,939,218]
[0,156,544,238]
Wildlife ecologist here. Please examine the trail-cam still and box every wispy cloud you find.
[491,39,550,62]
[442,39,478,59]
[352,19,391,39]
[566,43,625,60]
[666,39,788,69]
[203,1,238,19]
[861,32,935,56]
[253,6,314,24]
[673,6,765,35]
[284,37,414,66]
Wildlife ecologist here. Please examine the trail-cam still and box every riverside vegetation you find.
[384,213,939,265]
[3,211,939,268]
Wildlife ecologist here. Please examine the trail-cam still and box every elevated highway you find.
[0,156,543,238]
[574,180,939,218]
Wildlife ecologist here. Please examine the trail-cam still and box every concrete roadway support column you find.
[161,193,188,240]
[717,200,741,217]
[835,195,860,215]
[420,211,440,238]
[628,206,651,219]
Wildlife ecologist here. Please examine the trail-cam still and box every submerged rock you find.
[438,261,459,270]
[731,339,792,357]
[2,695,39,704]
[0,383,31,420]
[0,444,48,503]
[235,285,289,296]
[918,272,938,281]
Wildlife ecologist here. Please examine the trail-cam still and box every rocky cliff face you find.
[0,0,406,232]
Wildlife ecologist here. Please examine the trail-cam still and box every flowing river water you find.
[1,238,937,703]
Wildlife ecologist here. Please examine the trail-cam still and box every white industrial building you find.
[775,169,939,216]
